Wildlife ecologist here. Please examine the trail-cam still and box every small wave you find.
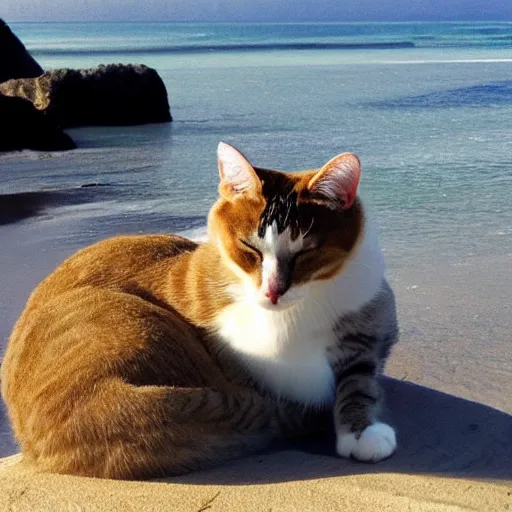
[380,59,512,64]
[0,186,114,225]
[29,41,415,56]
[489,35,512,41]
[0,187,209,237]
[456,27,512,35]
[370,81,512,109]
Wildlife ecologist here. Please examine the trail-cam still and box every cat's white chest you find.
[214,219,385,405]
[215,299,337,405]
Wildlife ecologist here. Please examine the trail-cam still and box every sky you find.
[2,0,512,23]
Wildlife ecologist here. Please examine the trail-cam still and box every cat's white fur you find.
[215,214,385,406]
[214,142,395,461]
[336,422,397,461]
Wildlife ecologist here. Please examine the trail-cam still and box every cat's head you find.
[208,142,364,310]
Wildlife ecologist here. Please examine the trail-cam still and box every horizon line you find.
[7,18,512,24]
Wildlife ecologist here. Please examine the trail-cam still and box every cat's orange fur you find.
[1,143,398,479]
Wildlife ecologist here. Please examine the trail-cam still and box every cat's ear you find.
[307,153,361,210]
[217,142,261,197]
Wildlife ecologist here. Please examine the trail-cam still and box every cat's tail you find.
[23,379,283,479]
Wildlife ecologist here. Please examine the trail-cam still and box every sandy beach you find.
[1,377,511,511]
[1,190,511,511]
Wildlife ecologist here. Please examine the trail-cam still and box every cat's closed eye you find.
[292,247,317,263]
[239,240,263,260]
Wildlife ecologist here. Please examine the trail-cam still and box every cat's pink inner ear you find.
[307,153,361,209]
[217,142,260,195]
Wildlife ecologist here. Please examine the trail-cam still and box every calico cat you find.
[1,142,398,479]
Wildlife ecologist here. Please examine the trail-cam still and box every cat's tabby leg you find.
[333,357,396,462]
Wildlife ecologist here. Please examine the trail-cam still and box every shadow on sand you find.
[0,186,111,225]
[171,377,512,485]
[1,378,509,512]
[1,369,510,484]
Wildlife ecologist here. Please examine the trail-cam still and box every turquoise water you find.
[1,22,512,263]
[11,21,512,54]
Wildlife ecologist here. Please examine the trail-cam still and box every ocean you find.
[2,21,511,258]
[0,23,511,427]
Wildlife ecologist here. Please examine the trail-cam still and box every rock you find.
[0,19,43,83]
[0,64,172,128]
[0,94,76,152]
[0,22,74,152]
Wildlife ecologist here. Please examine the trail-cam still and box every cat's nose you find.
[265,281,289,305]
[265,290,281,305]
[263,269,291,305]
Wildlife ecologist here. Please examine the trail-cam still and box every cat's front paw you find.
[336,422,396,462]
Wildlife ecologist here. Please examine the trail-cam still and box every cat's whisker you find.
[301,217,315,238]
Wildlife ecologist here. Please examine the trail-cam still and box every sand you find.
[0,458,510,512]
[1,377,511,511]
[1,194,511,511]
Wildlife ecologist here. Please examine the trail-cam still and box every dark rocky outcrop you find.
[0,64,172,128]
[0,94,76,152]
[0,22,170,152]
[0,20,74,153]
[0,19,43,83]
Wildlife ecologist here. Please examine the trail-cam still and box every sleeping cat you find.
[1,142,398,479]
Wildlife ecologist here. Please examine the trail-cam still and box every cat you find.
[1,142,399,479]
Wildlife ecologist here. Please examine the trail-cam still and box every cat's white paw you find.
[336,422,396,462]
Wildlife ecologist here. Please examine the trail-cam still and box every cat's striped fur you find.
[1,143,398,479]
